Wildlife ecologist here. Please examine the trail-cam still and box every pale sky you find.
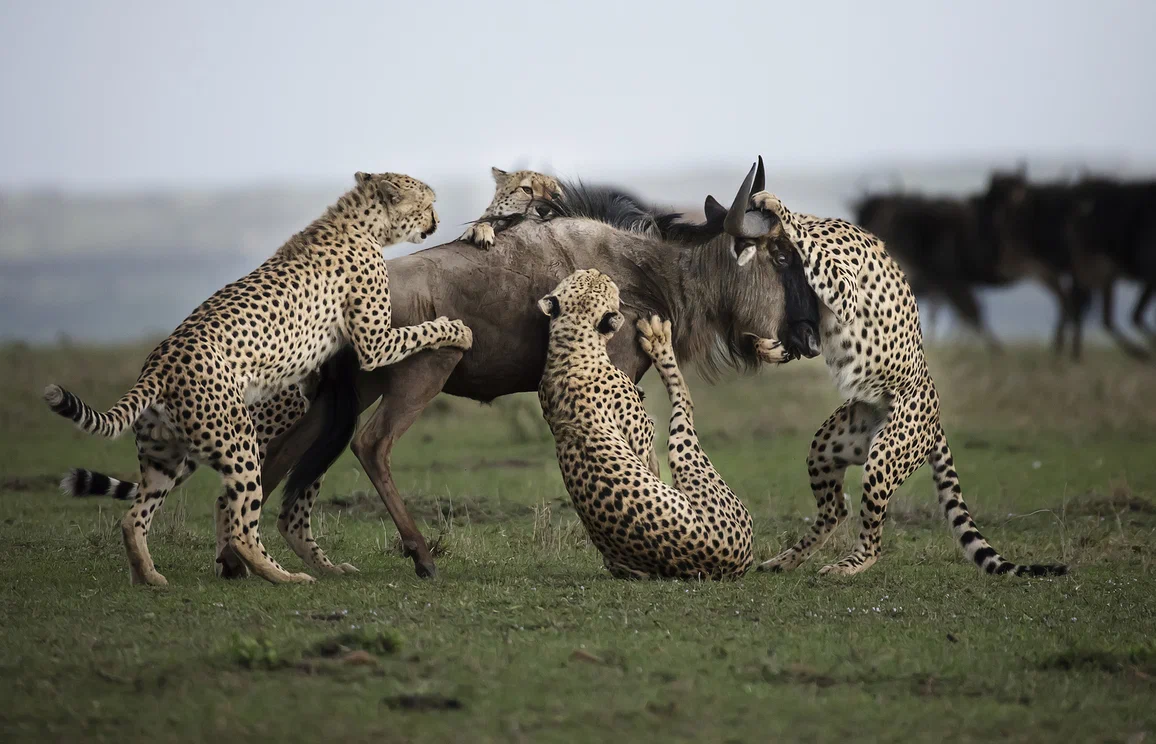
[1,0,1154,189]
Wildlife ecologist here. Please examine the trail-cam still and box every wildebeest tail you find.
[283,345,361,510]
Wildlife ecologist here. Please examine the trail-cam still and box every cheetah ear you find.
[376,179,402,205]
[355,171,372,186]
[597,311,624,335]
[491,167,508,183]
[538,295,560,319]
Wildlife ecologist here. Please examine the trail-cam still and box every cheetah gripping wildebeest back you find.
[43,172,474,586]
[537,269,764,580]
[724,159,1066,577]
[460,167,563,249]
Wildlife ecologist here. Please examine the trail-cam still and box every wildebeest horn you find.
[724,161,775,239]
[753,156,765,194]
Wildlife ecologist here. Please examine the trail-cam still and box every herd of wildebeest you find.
[854,167,1156,359]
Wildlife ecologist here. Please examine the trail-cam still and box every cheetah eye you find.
[520,186,533,195]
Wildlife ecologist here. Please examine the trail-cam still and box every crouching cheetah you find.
[728,164,1065,577]
[461,167,562,249]
[44,172,474,586]
[537,269,757,580]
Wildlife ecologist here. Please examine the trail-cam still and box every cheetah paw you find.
[636,315,672,360]
[744,334,790,364]
[434,317,473,351]
[462,222,495,250]
[818,554,876,577]
[750,191,784,216]
[756,550,804,573]
[286,571,317,584]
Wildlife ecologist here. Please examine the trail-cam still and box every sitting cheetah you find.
[44,172,474,586]
[537,269,760,580]
[460,167,562,249]
[726,162,1065,577]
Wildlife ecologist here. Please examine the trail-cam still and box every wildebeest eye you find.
[521,185,533,195]
[773,250,790,268]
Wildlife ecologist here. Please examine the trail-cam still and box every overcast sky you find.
[2,0,1154,190]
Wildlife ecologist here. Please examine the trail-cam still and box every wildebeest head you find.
[704,157,822,359]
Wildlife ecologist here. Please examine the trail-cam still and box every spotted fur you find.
[44,172,474,586]
[461,167,563,249]
[748,191,1067,577]
[537,269,754,580]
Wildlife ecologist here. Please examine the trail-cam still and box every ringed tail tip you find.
[44,384,64,407]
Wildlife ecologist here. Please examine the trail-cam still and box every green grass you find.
[1,341,1154,743]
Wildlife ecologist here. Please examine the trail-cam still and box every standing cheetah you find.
[460,167,562,249]
[724,160,1065,577]
[538,269,765,580]
[43,172,474,586]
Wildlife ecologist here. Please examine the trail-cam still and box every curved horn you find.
[724,161,759,236]
[753,156,765,194]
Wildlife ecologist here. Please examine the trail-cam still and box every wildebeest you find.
[246,166,823,578]
[1063,175,1156,356]
[851,191,1005,348]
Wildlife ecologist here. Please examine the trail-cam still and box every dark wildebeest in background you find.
[1064,176,1156,357]
[852,191,1006,349]
[244,165,822,578]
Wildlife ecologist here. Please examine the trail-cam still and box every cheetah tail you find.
[928,429,1068,578]
[43,372,161,439]
[60,468,139,500]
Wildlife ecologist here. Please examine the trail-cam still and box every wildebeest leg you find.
[1130,282,1156,343]
[1041,274,1073,358]
[1068,282,1093,361]
[349,349,464,579]
[939,282,1000,353]
[1100,279,1150,360]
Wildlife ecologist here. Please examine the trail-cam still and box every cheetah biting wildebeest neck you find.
[461,167,563,250]
[43,172,474,587]
[723,158,1066,578]
[537,269,755,580]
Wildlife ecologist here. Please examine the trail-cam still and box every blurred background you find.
[2,0,1155,348]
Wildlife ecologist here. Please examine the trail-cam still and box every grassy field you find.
[1,341,1154,743]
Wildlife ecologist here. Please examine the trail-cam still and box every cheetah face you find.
[538,269,624,342]
[490,167,563,220]
[355,171,439,245]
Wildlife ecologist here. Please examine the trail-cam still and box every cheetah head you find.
[703,157,822,359]
[538,269,624,343]
[355,172,439,245]
[489,167,563,220]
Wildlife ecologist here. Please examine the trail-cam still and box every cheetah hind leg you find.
[604,555,652,580]
[277,477,359,575]
[818,401,927,577]
[758,401,876,574]
[214,497,250,579]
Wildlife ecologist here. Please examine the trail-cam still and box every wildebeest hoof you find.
[414,560,438,579]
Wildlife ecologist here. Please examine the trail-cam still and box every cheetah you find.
[460,167,562,249]
[43,172,474,586]
[537,269,762,580]
[726,162,1066,577]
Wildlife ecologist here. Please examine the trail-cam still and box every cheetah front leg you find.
[758,400,878,573]
[461,221,496,250]
[636,316,726,497]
